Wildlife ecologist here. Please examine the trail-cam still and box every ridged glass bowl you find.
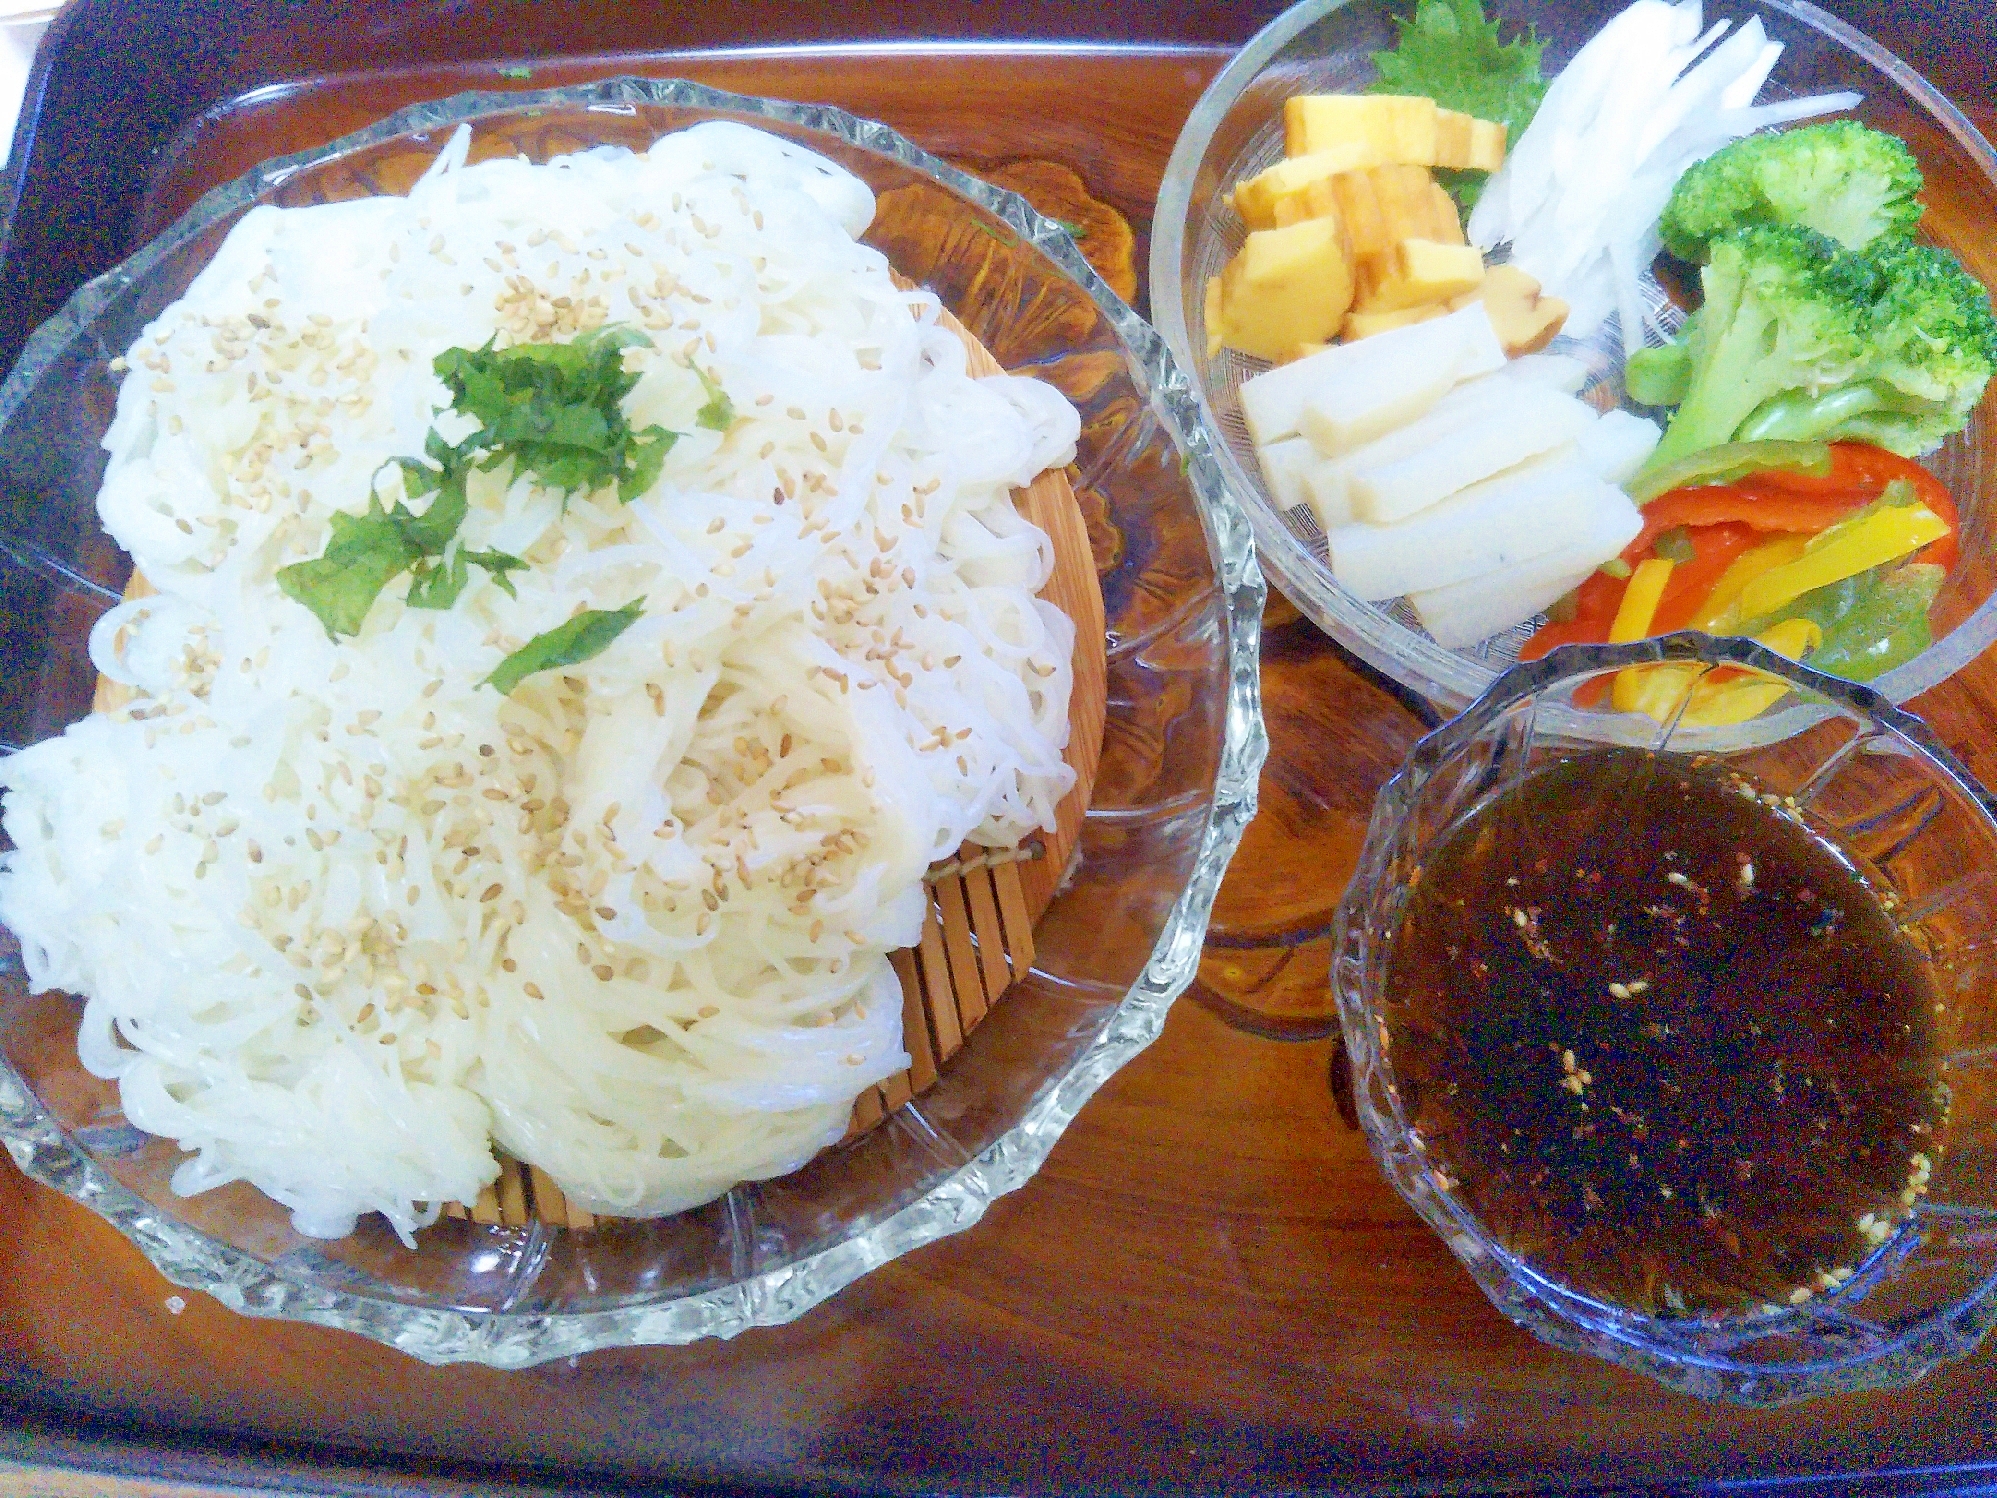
[1151,0,1997,713]
[1333,632,1997,1404]
[0,79,1267,1368]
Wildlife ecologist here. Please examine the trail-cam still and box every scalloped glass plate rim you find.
[0,75,1270,1368]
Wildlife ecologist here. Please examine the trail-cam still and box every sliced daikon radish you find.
[1237,301,1505,446]
[1256,436,1320,514]
[1409,492,1643,647]
[1301,455,1355,532]
[1576,408,1662,486]
[1328,450,1617,601]
[1347,385,1599,524]
[1314,370,1524,478]
[1470,0,1861,355]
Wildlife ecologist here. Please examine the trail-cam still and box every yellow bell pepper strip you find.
[1735,486,1947,621]
[1673,618,1827,727]
[1679,677,1790,727]
[1608,558,1675,642]
[1606,558,1678,714]
[1754,617,1825,660]
[1614,616,1824,725]
[1693,534,1811,632]
[1739,444,1959,571]
[1612,661,1701,718]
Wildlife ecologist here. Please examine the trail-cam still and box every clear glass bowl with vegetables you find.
[0,80,1265,1367]
[1333,632,1997,1403]
[1153,0,1997,716]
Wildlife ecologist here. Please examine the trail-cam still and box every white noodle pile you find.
[0,123,1081,1240]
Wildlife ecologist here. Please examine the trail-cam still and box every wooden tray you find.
[8,11,1997,1497]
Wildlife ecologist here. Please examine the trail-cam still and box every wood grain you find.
[8,36,1997,1498]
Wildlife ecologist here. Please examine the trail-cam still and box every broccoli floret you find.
[1733,240,1997,455]
[1857,240,1997,446]
[1659,121,1923,263]
[1625,332,1692,407]
[1639,225,1879,475]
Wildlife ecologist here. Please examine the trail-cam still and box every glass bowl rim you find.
[1147,0,1997,714]
[0,74,1271,1368]
[1331,629,1997,1402]
[1406,631,1997,809]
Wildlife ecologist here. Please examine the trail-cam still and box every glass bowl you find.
[1332,632,1997,1404]
[1151,0,1997,713]
[0,78,1268,1368]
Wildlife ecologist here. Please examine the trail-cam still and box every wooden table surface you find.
[4,13,1997,1496]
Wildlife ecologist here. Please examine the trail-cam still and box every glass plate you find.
[0,76,1268,1368]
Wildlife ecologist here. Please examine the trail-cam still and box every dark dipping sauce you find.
[1385,746,1949,1318]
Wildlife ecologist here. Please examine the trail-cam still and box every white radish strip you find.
[1256,436,1320,514]
[1328,451,1616,601]
[1576,409,1664,486]
[1347,387,1600,524]
[1471,0,1867,348]
[1408,492,1644,648]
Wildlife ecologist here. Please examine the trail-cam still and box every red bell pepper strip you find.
[1736,444,1958,569]
[1649,523,1759,634]
[1628,487,1869,557]
[1518,565,1631,661]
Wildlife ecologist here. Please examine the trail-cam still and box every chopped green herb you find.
[276,500,425,639]
[693,365,734,432]
[1367,0,1546,210]
[434,324,674,504]
[497,63,534,80]
[485,599,646,695]
[276,465,527,639]
[392,454,468,552]
[1051,217,1087,240]
[279,321,685,638]
[406,545,529,612]
[404,554,464,612]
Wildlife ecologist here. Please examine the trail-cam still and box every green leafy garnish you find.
[434,324,675,504]
[1367,0,1547,210]
[276,500,428,639]
[276,462,526,638]
[484,599,646,695]
[693,365,734,433]
[278,322,696,638]
[407,545,529,612]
